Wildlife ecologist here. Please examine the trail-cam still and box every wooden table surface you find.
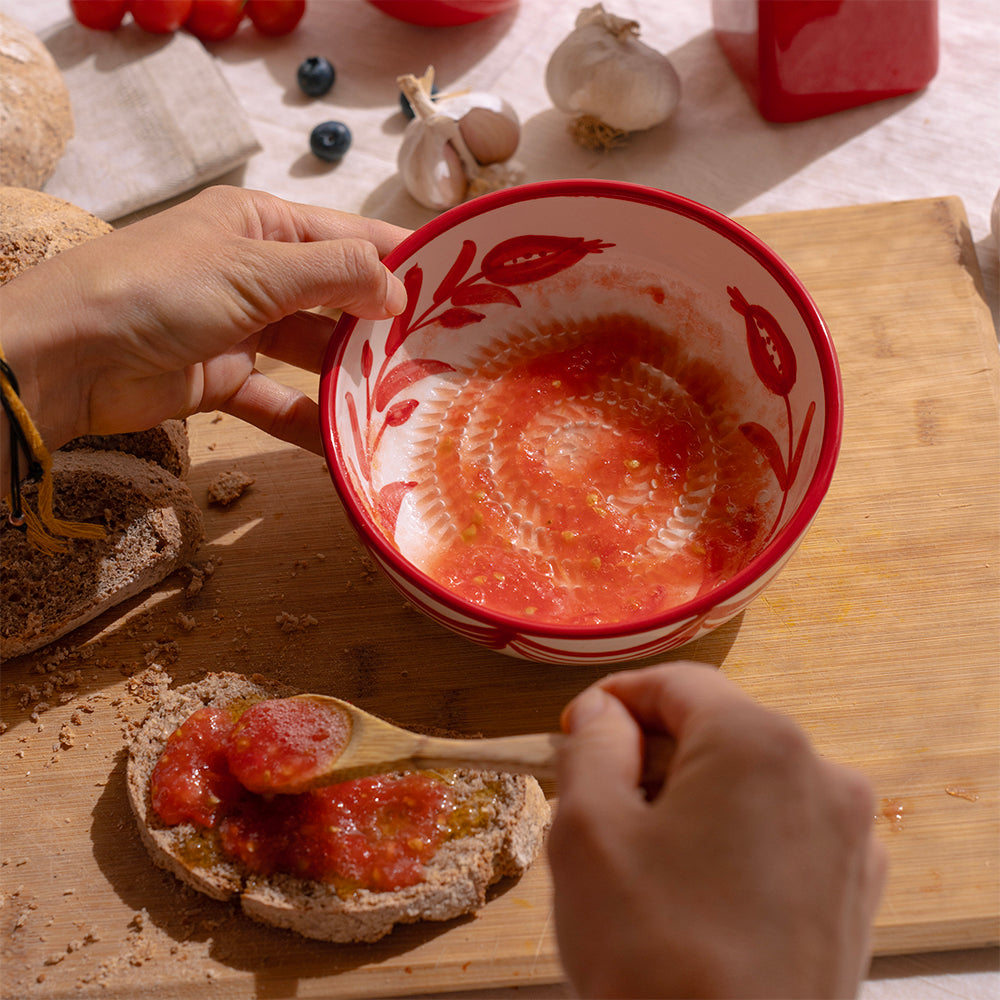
[1,196,997,998]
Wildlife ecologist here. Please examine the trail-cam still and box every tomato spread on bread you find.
[150,700,460,893]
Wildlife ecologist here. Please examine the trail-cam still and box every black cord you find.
[0,358,42,530]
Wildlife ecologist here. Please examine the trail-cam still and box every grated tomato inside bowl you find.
[403,312,774,626]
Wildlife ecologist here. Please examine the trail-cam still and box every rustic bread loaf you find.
[0,186,111,284]
[126,672,551,943]
[0,16,74,190]
[0,449,204,660]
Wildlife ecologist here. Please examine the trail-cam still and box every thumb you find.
[300,238,408,319]
[557,685,645,808]
[246,238,407,322]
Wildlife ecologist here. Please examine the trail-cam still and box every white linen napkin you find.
[40,19,260,222]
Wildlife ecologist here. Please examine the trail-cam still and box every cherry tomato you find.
[70,0,129,30]
[184,0,246,41]
[246,0,305,36]
[130,0,195,33]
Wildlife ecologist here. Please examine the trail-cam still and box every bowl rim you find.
[320,178,843,640]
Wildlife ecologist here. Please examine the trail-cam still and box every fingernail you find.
[562,686,610,732]
[385,270,407,316]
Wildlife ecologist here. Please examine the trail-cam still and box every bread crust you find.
[0,449,204,660]
[0,18,73,190]
[63,419,192,479]
[126,672,551,943]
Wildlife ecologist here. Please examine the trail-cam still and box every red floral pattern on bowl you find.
[320,180,842,664]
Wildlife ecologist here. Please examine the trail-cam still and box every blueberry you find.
[297,57,335,98]
[310,121,352,162]
[400,83,438,119]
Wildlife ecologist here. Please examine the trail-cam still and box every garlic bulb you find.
[397,68,522,211]
[545,3,681,148]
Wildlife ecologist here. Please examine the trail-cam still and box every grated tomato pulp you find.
[408,315,774,624]
[226,697,352,794]
[150,700,454,893]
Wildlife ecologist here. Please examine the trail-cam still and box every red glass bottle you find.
[712,0,939,122]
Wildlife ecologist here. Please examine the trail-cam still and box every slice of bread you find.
[62,419,192,480]
[126,672,551,943]
[0,449,204,660]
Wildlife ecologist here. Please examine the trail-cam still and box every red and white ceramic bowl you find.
[320,180,842,664]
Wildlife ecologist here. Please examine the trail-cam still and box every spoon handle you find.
[412,732,563,779]
[413,731,676,790]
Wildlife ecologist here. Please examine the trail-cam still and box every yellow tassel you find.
[0,344,106,553]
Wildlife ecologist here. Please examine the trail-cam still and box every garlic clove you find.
[398,120,468,210]
[430,90,521,165]
[457,105,520,165]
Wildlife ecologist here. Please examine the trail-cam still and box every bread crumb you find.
[207,469,255,506]
[175,612,197,632]
[184,559,216,597]
[275,611,319,633]
[354,550,378,583]
[142,638,179,666]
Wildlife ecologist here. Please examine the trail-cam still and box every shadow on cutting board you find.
[0,418,746,744]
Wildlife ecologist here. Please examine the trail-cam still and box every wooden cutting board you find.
[1,196,997,998]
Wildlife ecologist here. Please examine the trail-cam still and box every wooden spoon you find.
[230,693,564,795]
[228,694,676,797]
